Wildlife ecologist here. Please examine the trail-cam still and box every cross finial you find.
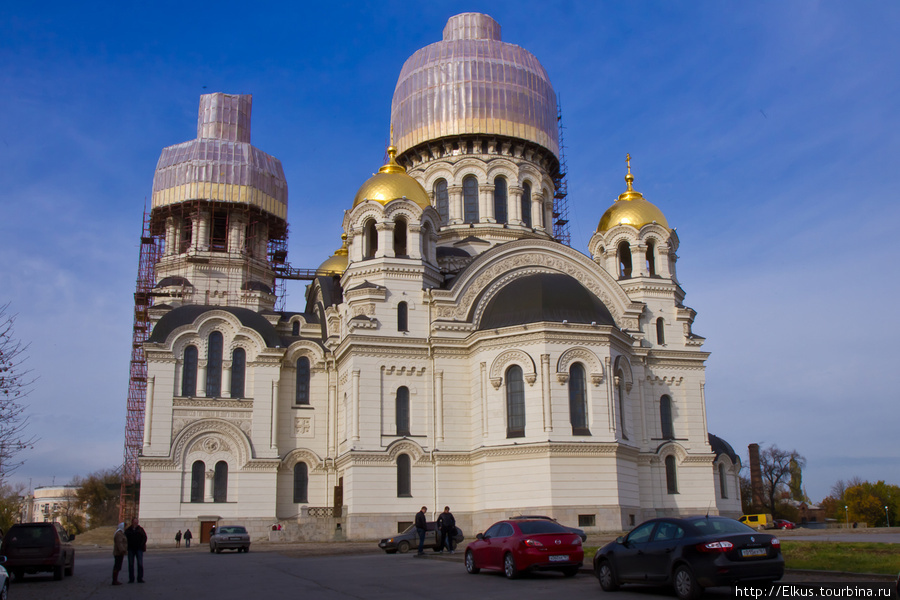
[626,153,632,174]
[390,123,394,147]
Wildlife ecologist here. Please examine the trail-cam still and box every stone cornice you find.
[173,398,254,409]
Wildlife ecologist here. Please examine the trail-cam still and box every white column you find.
[510,187,524,225]
[143,376,155,447]
[448,185,463,224]
[481,184,495,223]
[222,360,232,398]
[435,370,444,443]
[541,354,552,432]
[270,378,280,450]
[352,370,360,441]
[480,362,488,437]
[197,360,207,397]
[204,470,215,503]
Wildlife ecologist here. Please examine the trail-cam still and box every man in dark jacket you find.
[414,506,428,555]
[124,517,148,583]
[437,506,456,553]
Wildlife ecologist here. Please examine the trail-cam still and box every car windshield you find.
[689,518,753,535]
[216,526,246,534]
[516,520,569,535]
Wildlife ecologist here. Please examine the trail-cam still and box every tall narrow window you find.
[522,182,532,228]
[393,217,408,257]
[463,176,479,223]
[665,455,678,494]
[190,460,205,502]
[296,357,310,405]
[397,302,408,332]
[494,177,508,224]
[230,348,246,399]
[206,331,223,397]
[293,462,309,503]
[182,345,198,397]
[618,241,632,279]
[660,395,674,439]
[180,218,193,253]
[214,461,228,502]
[434,179,449,224]
[718,463,728,499]
[397,454,411,497]
[646,240,657,276]
[569,363,590,435]
[364,219,378,259]
[616,372,628,439]
[506,365,525,438]
[656,318,665,345]
[396,386,410,436]
[210,209,228,252]
[292,321,300,335]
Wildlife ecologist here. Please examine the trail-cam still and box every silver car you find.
[209,525,251,553]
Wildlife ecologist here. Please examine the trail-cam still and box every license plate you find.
[229,537,242,541]
[549,555,569,562]
[742,548,767,557]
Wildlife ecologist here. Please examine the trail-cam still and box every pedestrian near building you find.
[437,506,456,553]
[415,506,428,555]
[175,529,182,548]
[112,523,127,585]
[124,517,148,583]
[184,528,193,548]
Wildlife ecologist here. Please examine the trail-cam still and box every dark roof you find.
[241,280,273,294]
[437,246,471,258]
[478,273,616,330]
[708,433,740,464]
[155,276,192,289]
[148,305,283,347]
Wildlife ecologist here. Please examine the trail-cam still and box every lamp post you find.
[844,505,849,528]
[885,506,890,528]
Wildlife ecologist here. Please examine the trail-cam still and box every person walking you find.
[124,517,148,583]
[437,506,456,553]
[415,506,428,555]
[175,529,182,548]
[112,522,127,585]
[184,528,193,548]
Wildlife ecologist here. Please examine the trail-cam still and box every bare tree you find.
[0,302,37,481]
[759,444,806,515]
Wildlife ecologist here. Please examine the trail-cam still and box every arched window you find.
[293,462,309,503]
[396,386,410,436]
[364,219,378,259]
[616,372,628,440]
[230,348,246,399]
[396,454,411,497]
[665,455,678,494]
[397,302,408,332]
[618,241,632,279]
[190,460,205,502]
[463,176,479,223]
[522,182,532,228]
[660,395,674,439]
[506,365,525,438]
[180,218,193,253]
[493,176,508,224]
[295,357,310,405]
[718,463,728,499]
[656,318,665,345]
[206,331,223,397]
[646,240,657,276]
[292,321,300,336]
[214,461,228,503]
[393,216,408,257]
[434,179,449,223]
[182,345,198,397]
[569,363,590,435]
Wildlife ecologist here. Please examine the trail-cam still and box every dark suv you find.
[2,522,75,580]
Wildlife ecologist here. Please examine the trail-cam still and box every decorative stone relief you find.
[294,417,314,438]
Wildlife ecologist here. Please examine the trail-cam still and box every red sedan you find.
[464,519,583,579]
[774,519,796,530]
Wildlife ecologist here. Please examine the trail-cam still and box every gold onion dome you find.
[597,155,669,232]
[317,234,349,275]
[352,146,431,209]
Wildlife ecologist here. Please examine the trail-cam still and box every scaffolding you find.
[552,96,571,247]
[119,209,162,522]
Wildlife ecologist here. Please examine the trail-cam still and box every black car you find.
[3,522,76,581]
[593,516,784,600]
[378,522,464,554]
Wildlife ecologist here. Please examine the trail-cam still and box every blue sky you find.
[1,1,898,503]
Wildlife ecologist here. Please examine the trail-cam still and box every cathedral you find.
[136,12,741,542]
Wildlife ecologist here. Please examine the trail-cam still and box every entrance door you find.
[333,477,343,515]
[200,521,217,543]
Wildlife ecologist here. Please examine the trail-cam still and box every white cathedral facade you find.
[137,13,742,542]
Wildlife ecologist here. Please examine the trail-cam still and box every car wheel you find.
[465,550,480,574]
[0,581,7,600]
[597,560,619,591]
[66,554,74,576]
[216,547,222,554]
[53,564,63,581]
[562,566,579,578]
[674,565,702,600]
[397,541,410,554]
[503,552,519,580]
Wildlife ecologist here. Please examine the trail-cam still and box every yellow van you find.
[739,514,775,530]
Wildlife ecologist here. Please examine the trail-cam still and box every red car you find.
[773,519,796,530]
[465,519,583,579]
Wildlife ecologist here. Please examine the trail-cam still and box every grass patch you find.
[782,541,900,575]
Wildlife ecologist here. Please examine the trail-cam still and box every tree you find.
[0,303,37,480]
[843,481,899,527]
[0,482,26,533]
[55,488,84,534]
[73,468,121,528]
[758,444,806,516]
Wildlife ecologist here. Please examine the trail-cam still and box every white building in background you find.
[21,486,81,526]
[137,12,742,542]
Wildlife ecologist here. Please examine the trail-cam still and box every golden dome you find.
[352,146,431,209]
[317,234,349,275]
[597,155,669,232]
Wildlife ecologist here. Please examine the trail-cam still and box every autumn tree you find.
[73,468,121,528]
[758,444,806,516]
[0,482,25,533]
[843,481,899,527]
[0,303,37,480]
[55,487,85,534]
